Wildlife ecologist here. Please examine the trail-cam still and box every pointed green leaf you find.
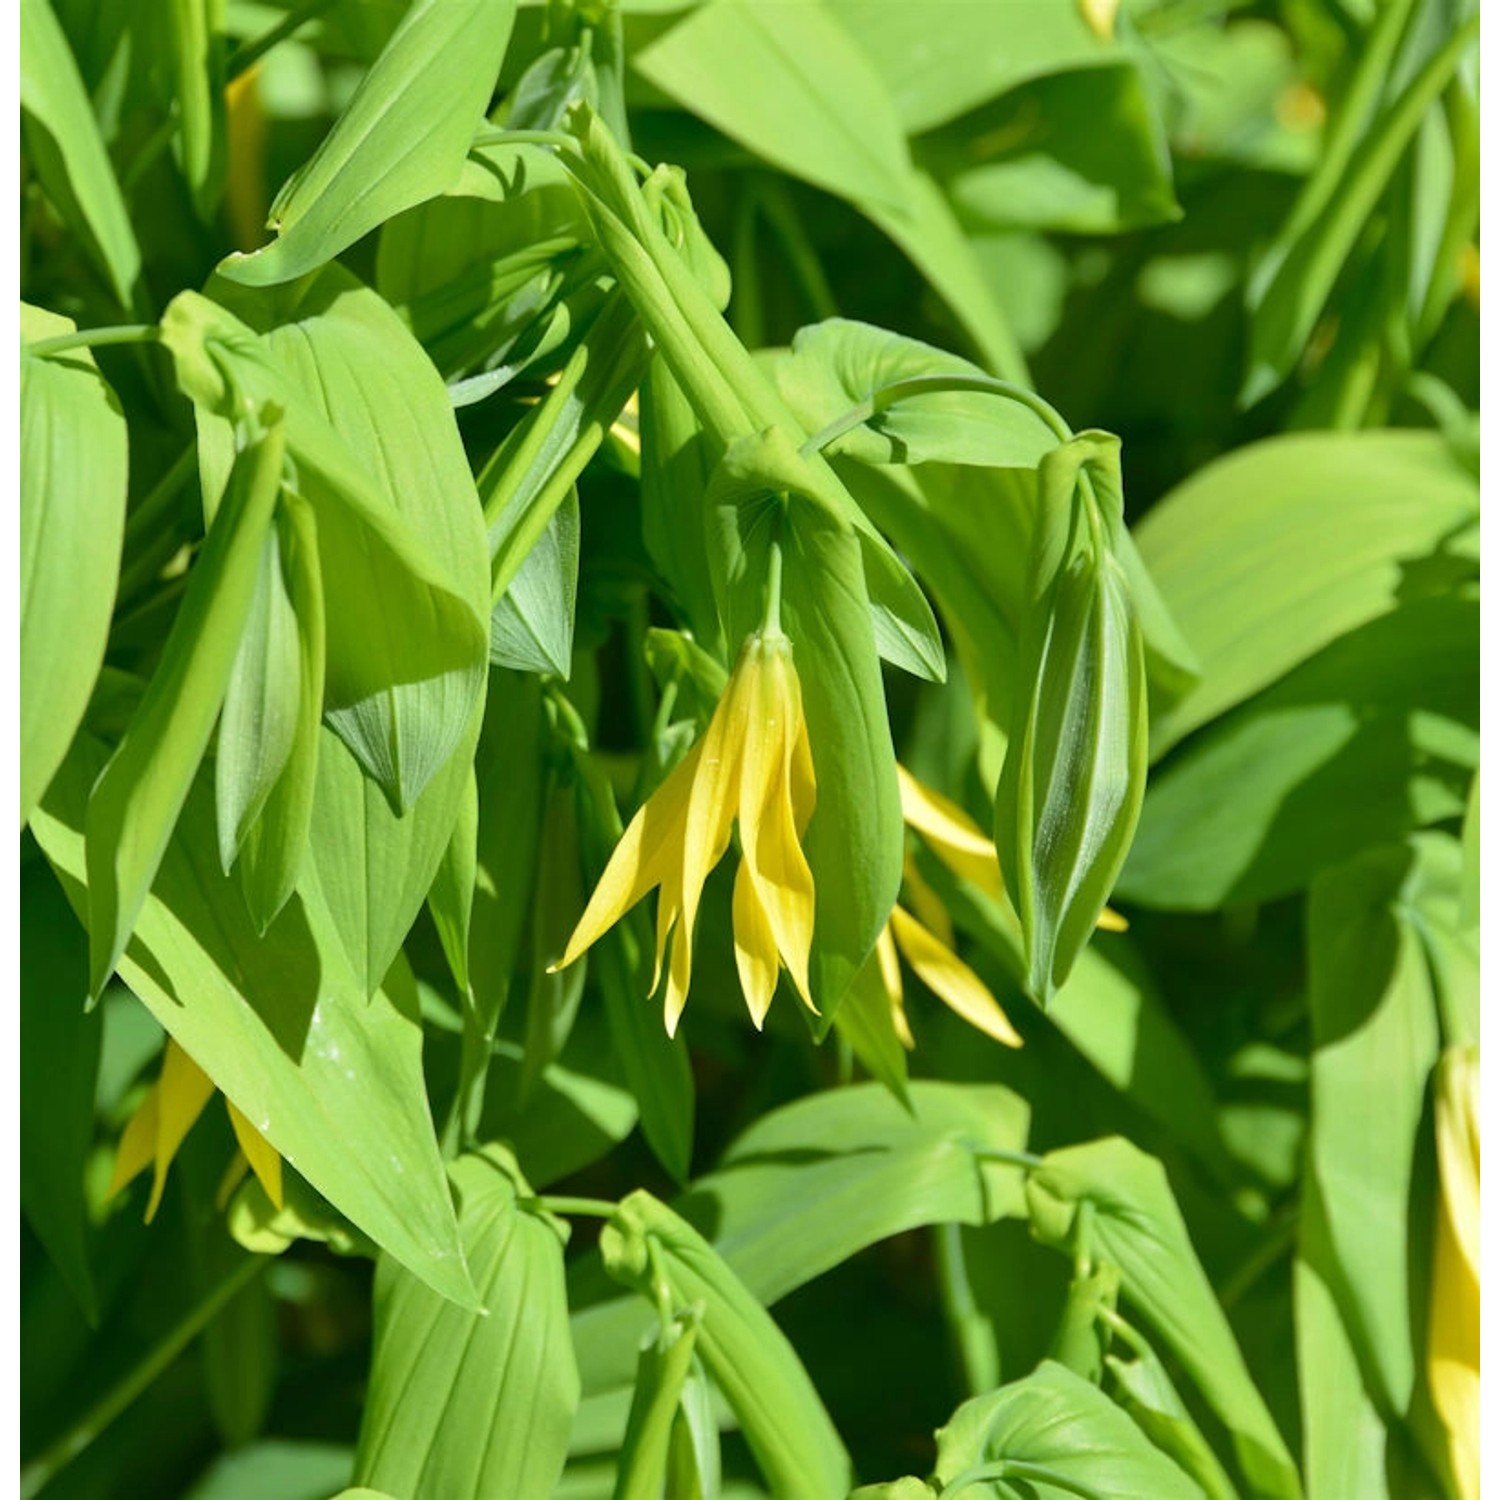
[219,0,518,287]
[1027,1138,1301,1500]
[489,485,579,676]
[20,0,141,308]
[86,415,285,996]
[933,1361,1203,1500]
[20,303,128,828]
[602,1190,853,1499]
[35,739,478,1308]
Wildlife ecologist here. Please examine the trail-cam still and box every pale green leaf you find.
[219,0,518,286]
[353,1146,577,1498]
[20,303,128,828]
[86,416,284,996]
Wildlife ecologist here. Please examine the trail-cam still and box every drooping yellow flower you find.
[1428,1045,1479,1500]
[879,766,1129,1048]
[108,1038,283,1220]
[555,630,816,1036]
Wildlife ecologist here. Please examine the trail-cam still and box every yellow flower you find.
[879,766,1128,1048]
[1428,1044,1479,1500]
[108,1038,283,1220]
[555,630,816,1036]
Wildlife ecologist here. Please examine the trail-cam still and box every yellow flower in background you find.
[555,630,816,1036]
[108,1038,283,1221]
[881,766,1128,1048]
[1428,1045,1479,1500]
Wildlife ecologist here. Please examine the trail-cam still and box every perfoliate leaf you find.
[353,1147,577,1499]
[602,1190,854,1499]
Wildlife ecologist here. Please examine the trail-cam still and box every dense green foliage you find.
[20,2,1478,1499]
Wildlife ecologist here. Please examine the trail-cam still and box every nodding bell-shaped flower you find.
[553,629,816,1036]
[108,1038,283,1220]
[1428,1044,1479,1500]
[876,766,1128,1049]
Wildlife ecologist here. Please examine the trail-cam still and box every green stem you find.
[20,1256,267,1499]
[755,177,839,323]
[1217,1204,1299,1310]
[28,324,160,360]
[972,1146,1044,1171]
[124,447,196,544]
[533,1195,619,1219]
[934,1221,1000,1395]
[227,0,338,80]
[761,535,785,635]
[472,126,579,154]
[940,1460,1097,1498]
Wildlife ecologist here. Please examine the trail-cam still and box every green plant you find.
[19,2,1478,1499]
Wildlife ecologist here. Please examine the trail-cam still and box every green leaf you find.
[1132,430,1478,755]
[20,303,128,828]
[162,282,490,815]
[613,1309,702,1500]
[1119,595,1478,910]
[219,0,518,287]
[20,860,102,1322]
[1243,15,1478,404]
[1026,1139,1301,1500]
[234,490,327,932]
[20,0,141,309]
[767,318,1058,468]
[823,0,1114,134]
[165,0,226,217]
[1105,1334,1241,1500]
[924,64,1180,235]
[634,0,914,213]
[858,168,1031,384]
[932,1360,1203,1500]
[85,415,285,997]
[306,706,483,999]
[353,1146,578,1499]
[489,485,579,676]
[427,767,478,997]
[184,1442,355,1500]
[573,1082,1030,1400]
[995,435,1148,1001]
[829,953,911,1108]
[34,739,478,1309]
[602,1189,854,1499]
[1303,840,1442,1416]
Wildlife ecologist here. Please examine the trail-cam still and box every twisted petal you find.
[733,861,779,1029]
[106,1087,159,1202]
[890,905,1021,1048]
[556,739,701,971]
[227,1101,284,1210]
[146,1041,217,1220]
[739,640,816,1012]
[1430,1046,1479,1500]
[875,923,914,1050]
[897,764,1004,899]
[902,851,956,948]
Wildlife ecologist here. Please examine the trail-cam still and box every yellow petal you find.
[227,1101,284,1210]
[1097,906,1129,933]
[732,860,779,1029]
[890,905,1022,1048]
[1078,0,1118,41]
[739,639,816,1012]
[902,851,956,948]
[107,1086,160,1201]
[790,695,817,837]
[1429,1046,1479,1500]
[679,640,754,946]
[897,764,1004,900]
[875,924,915,1051]
[556,740,700,971]
[146,1041,216,1222]
[663,917,693,1039]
